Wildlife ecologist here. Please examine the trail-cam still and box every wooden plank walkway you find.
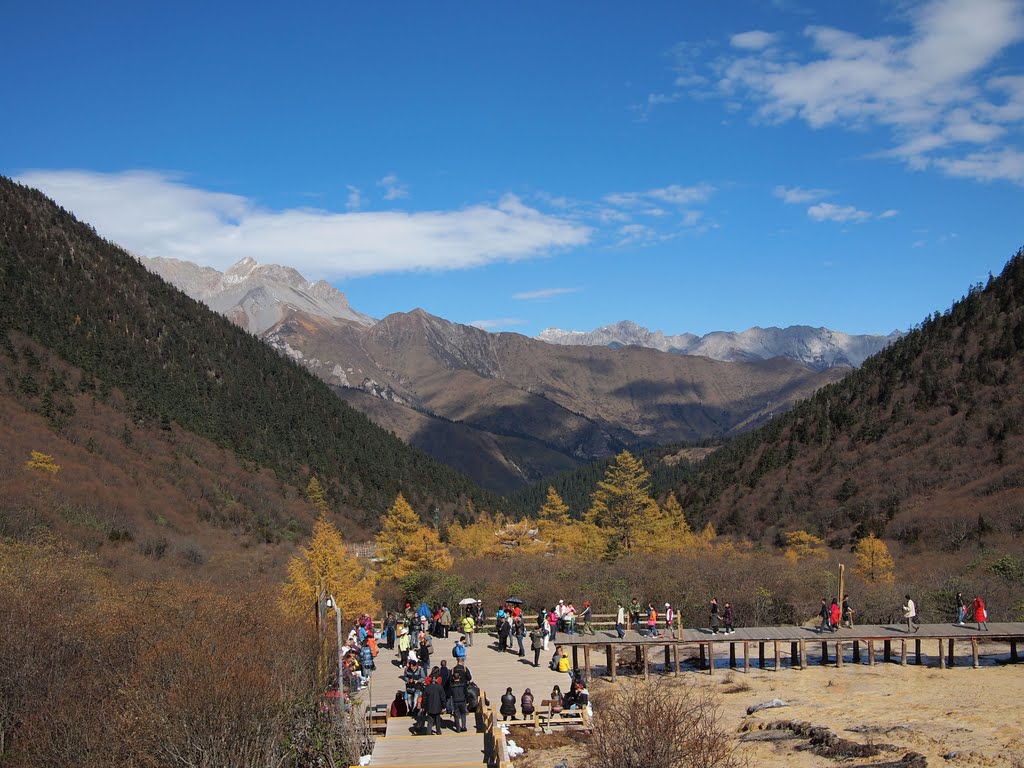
[362,622,1024,766]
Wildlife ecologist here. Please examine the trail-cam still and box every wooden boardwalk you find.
[556,622,1024,679]
[361,622,1024,766]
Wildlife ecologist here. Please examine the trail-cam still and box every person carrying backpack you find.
[445,660,473,732]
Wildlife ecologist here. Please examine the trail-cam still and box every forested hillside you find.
[676,248,1024,553]
[0,177,489,527]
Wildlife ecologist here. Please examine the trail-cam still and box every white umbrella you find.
[458,598,479,606]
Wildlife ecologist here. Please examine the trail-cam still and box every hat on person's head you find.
[665,603,670,607]
[559,599,564,604]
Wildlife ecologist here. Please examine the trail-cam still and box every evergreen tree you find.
[305,476,329,515]
[375,493,453,581]
[538,486,570,523]
[585,450,659,555]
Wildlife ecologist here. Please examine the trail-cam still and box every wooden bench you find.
[537,700,592,730]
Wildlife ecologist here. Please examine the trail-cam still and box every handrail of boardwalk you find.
[479,689,511,768]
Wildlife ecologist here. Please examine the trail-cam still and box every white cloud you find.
[345,185,362,210]
[697,0,1024,183]
[807,202,872,223]
[878,208,899,218]
[934,147,1024,183]
[512,287,582,300]
[377,173,409,200]
[682,210,703,226]
[606,183,714,208]
[18,170,591,278]
[616,223,661,246]
[730,30,779,50]
[468,318,525,330]
[773,185,831,204]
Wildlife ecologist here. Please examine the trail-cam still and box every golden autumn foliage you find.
[374,493,452,581]
[783,529,827,565]
[24,450,60,474]
[586,450,660,555]
[0,536,355,768]
[282,513,379,620]
[854,533,896,584]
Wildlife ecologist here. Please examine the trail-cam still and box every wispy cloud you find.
[807,202,872,223]
[18,170,591,279]
[773,185,831,204]
[879,208,899,218]
[468,318,526,330]
[730,30,779,50]
[512,287,582,300]
[603,183,715,208]
[377,173,409,201]
[680,0,1024,184]
[345,185,362,210]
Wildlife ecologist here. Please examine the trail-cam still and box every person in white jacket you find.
[903,595,919,633]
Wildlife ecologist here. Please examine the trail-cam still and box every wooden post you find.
[900,639,907,666]
[948,638,955,668]
[853,640,861,663]
[774,640,781,671]
[672,643,679,677]
[744,641,751,674]
[572,646,579,670]
[1011,640,1018,663]
[664,644,671,673]
[884,640,892,663]
[699,643,706,670]
[790,641,799,669]
[708,641,715,675]
[820,641,829,665]
[799,639,807,669]
[939,640,946,669]
[836,641,843,668]
[729,642,736,669]
[584,645,592,681]
[915,638,922,665]
[607,644,616,680]
[642,644,650,679]
[759,641,766,669]
[837,563,845,623]
[868,640,876,666]
[972,637,979,669]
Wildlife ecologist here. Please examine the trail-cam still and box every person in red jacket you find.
[829,598,841,631]
[972,596,988,631]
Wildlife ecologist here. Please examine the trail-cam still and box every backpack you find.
[465,682,480,710]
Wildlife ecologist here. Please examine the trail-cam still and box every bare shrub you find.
[585,681,743,768]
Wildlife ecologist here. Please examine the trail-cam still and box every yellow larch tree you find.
[853,533,895,584]
[305,475,329,515]
[783,529,827,565]
[492,518,547,557]
[25,451,60,474]
[281,513,378,621]
[585,450,660,556]
[447,509,501,555]
[635,492,693,552]
[375,493,453,581]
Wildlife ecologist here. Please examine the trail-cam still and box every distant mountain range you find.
[143,257,848,492]
[538,320,902,370]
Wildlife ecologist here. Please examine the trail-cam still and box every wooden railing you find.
[479,689,511,768]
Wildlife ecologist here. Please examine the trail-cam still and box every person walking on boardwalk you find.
[529,625,543,666]
[842,594,855,628]
[499,687,517,720]
[446,659,473,732]
[453,635,467,664]
[629,597,642,631]
[422,669,445,735]
[972,595,988,631]
[513,615,527,656]
[903,594,919,633]
[398,624,411,665]
[955,592,967,625]
[646,603,659,638]
[709,597,721,635]
[438,603,452,638]
[615,602,626,638]
[664,603,675,638]
[722,602,735,634]
[461,613,475,646]
[817,599,831,633]
[829,598,841,632]
[581,602,595,635]
[547,607,559,644]
[403,659,425,714]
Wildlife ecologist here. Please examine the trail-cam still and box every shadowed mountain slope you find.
[674,248,1024,552]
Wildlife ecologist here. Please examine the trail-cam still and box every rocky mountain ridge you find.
[141,256,850,491]
[538,320,901,370]
[140,255,374,334]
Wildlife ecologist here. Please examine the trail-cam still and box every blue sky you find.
[4,0,1024,336]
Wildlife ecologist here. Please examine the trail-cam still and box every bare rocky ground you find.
[513,658,1024,767]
